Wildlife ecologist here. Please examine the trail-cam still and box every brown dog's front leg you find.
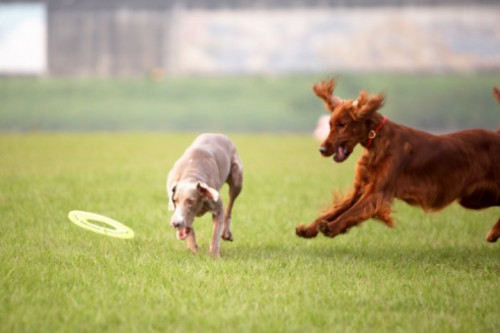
[296,190,361,238]
[319,193,390,238]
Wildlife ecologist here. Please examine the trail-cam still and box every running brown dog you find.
[296,79,500,242]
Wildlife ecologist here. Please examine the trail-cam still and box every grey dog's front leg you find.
[210,204,225,257]
[186,229,198,254]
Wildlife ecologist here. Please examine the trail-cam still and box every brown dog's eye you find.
[337,122,346,128]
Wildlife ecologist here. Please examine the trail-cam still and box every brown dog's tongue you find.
[337,146,345,159]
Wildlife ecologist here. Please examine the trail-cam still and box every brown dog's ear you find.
[197,182,219,202]
[313,79,342,112]
[354,92,385,120]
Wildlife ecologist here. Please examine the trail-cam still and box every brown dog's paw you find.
[485,230,499,243]
[295,224,318,238]
[318,221,343,238]
[318,221,332,237]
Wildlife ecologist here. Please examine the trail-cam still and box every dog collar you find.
[366,116,387,148]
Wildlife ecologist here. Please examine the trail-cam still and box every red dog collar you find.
[366,116,387,148]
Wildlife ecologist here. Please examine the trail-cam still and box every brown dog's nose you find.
[319,146,328,155]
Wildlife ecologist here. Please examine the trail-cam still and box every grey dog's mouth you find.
[176,226,192,241]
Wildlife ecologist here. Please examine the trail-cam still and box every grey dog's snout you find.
[170,213,184,228]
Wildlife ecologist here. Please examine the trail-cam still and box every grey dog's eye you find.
[185,198,195,206]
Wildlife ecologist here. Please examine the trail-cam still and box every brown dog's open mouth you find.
[176,226,192,241]
[333,145,350,162]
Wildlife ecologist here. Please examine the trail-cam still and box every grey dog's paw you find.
[222,231,233,242]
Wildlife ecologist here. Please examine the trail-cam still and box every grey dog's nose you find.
[171,221,181,228]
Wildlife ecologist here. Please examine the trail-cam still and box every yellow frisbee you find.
[68,210,135,239]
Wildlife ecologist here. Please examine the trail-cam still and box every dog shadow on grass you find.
[222,238,499,272]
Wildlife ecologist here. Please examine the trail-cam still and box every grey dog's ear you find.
[168,183,177,211]
[196,182,219,202]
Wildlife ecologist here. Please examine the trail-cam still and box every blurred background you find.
[0,0,499,133]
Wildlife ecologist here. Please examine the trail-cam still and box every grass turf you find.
[0,133,498,333]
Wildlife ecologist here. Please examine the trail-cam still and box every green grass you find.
[0,73,499,132]
[0,133,498,333]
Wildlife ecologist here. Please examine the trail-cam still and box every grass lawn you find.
[0,133,498,333]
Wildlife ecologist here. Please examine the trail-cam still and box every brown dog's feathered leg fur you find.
[318,191,394,237]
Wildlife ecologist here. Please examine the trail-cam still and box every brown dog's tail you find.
[495,87,500,132]
[494,87,500,104]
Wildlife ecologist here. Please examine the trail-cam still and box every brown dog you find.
[296,79,500,242]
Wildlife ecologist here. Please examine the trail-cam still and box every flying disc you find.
[68,210,135,239]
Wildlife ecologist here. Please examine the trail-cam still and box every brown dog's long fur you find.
[296,79,500,242]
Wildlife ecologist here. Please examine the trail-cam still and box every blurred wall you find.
[172,7,500,74]
[48,4,171,77]
[2,0,498,76]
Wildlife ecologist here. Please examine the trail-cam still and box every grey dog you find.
[166,133,243,257]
